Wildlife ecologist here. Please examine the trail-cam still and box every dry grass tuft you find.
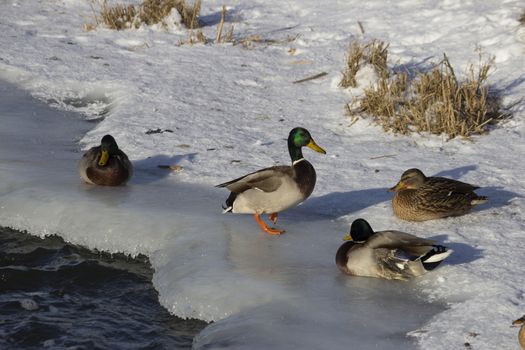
[139,0,201,29]
[356,72,407,126]
[351,53,506,139]
[99,1,137,30]
[339,40,389,88]
[87,0,201,31]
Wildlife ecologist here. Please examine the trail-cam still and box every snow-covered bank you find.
[1,0,525,348]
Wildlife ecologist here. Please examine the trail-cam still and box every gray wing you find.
[365,230,436,257]
[79,146,100,170]
[82,146,100,162]
[216,166,292,193]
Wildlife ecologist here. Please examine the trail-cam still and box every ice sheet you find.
[0,81,444,349]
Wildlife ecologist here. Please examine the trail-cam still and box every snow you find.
[0,0,524,349]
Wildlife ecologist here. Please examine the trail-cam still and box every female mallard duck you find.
[336,219,452,280]
[389,168,487,221]
[79,134,133,186]
[513,315,525,349]
[216,127,326,235]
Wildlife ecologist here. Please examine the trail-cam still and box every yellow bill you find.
[342,234,353,241]
[98,149,109,166]
[307,139,326,154]
[389,181,405,192]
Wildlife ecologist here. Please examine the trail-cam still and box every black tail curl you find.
[420,245,449,271]
[222,192,237,212]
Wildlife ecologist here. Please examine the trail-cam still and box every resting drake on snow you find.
[217,127,326,235]
[79,134,133,186]
[336,219,452,280]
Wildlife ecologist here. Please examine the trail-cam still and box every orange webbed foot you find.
[269,213,278,224]
[254,214,284,235]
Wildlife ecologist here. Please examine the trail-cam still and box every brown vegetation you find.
[99,2,136,30]
[214,5,234,43]
[139,0,200,29]
[339,40,389,88]
[343,41,507,139]
[87,0,201,31]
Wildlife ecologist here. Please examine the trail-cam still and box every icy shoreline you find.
[0,79,445,349]
[0,225,207,349]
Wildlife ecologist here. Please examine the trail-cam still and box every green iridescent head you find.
[287,127,326,162]
[98,134,119,166]
[343,218,375,242]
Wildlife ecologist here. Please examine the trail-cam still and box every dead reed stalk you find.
[214,6,235,44]
[215,5,226,43]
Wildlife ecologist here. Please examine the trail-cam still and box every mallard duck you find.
[335,218,452,280]
[79,134,133,186]
[513,315,525,349]
[389,168,487,221]
[216,127,326,235]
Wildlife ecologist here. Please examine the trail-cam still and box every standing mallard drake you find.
[513,315,525,349]
[389,168,487,221]
[336,218,452,280]
[216,127,326,235]
[79,134,133,186]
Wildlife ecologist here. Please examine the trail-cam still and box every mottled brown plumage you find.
[513,316,525,350]
[389,168,487,221]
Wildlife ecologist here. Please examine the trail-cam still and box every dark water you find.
[0,226,207,350]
